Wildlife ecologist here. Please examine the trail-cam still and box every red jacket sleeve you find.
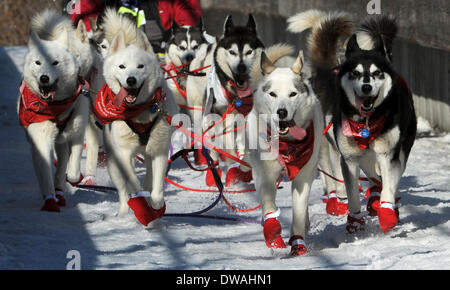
[70,0,104,31]
[158,0,202,31]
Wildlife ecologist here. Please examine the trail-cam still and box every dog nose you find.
[362,84,372,94]
[237,63,247,74]
[277,108,288,120]
[127,76,137,87]
[40,75,50,84]
[185,54,194,62]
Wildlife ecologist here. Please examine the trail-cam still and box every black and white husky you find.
[186,14,265,187]
[164,20,209,109]
[289,11,417,233]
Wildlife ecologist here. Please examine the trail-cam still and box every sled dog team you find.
[19,8,416,256]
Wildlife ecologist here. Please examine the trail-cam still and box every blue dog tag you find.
[150,104,158,113]
[235,99,242,107]
[361,128,370,139]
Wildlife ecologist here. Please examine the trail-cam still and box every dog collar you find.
[342,114,386,150]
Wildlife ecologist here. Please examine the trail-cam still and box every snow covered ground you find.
[0,46,449,270]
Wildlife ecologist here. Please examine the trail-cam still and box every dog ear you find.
[247,14,257,33]
[137,29,154,54]
[172,21,180,33]
[261,51,276,75]
[345,34,362,58]
[76,20,89,44]
[109,30,126,55]
[89,17,97,33]
[223,15,234,36]
[371,35,388,58]
[291,50,304,75]
[55,27,70,48]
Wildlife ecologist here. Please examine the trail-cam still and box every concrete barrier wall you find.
[200,0,450,131]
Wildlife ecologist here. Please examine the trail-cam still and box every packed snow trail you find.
[0,46,449,270]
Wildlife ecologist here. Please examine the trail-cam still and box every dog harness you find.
[18,81,82,128]
[94,83,166,145]
[341,114,386,150]
[267,120,315,180]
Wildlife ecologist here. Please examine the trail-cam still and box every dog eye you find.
[372,70,381,77]
[101,44,107,49]
[228,50,237,56]
[35,61,41,65]
[192,45,199,50]
[351,70,361,78]
[119,64,126,69]
[179,46,186,51]
[137,64,144,69]
[245,50,253,56]
[52,61,59,66]
[289,92,297,97]
[269,92,277,98]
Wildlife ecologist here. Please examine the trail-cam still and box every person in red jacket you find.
[63,0,119,33]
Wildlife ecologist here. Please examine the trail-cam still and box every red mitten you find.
[378,202,398,233]
[326,192,349,216]
[225,167,253,187]
[194,149,208,165]
[263,210,286,248]
[289,235,308,256]
[206,168,222,187]
[127,194,166,226]
[41,196,60,212]
[66,174,84,187]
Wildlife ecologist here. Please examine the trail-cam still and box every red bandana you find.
[94,83,165,128]
[269,120,315,180]
[342,114,386,150]
[223,81,254,116]
[18,81,82,127]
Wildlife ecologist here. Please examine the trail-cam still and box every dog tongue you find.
[355,96,371,117]
[289,125,307,140]
[236,82,252,98]
[115,87,129,107]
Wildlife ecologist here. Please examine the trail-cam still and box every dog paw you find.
[55,189,66,207]
[81,175,96,186]
[263,212,286,249]
[66,174,84,187]
[41,196,60,212]
[127,195,166,226]
[346,212,365,233]
[225,167,252,187]
[206,168,222,187]
[378,202,398,233]
[326,192,349,216]
[288,235,308,256]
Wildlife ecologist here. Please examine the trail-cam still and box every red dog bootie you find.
[346,211,365,233]
[97,146,107,167]
[263,209,286,248]
[194,149,208,166]
[289,235,308,256]
[206,168,222,187]
[81,175,96,186]
[55,189,66,207]
[378,202,398,233]
[127,192,166,226]
[321,192,329,204]
[326,192,349,216]
[41,195,60,212]
[225,167,253,187]
[66,174,84,187]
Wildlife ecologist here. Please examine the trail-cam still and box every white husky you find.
[19,10,91,212]
[246,50,323,255]
[97,9,178,225]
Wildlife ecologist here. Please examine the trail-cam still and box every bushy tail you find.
[287,9,327,34]
[250,43,294,86]
[102,7,138,45]
[306,11,353,69]
[356,15,397,59]
[30,8,73,40]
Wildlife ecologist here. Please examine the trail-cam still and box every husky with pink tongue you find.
[98,9,178,225]
[246,50,323,256]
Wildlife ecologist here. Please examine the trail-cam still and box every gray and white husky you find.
[289,11,417,233]
[19,9,91,211]
[99,9,178,225]
[246,49,323,255]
